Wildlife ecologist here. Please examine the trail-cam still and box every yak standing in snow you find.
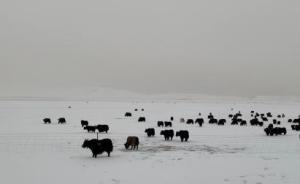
[82,139,113,158]
[186,119,194,125]
[195,118,204,127]
[81,120,89,127]
[124,136,139,150]
[97,124,109,133]
[84,125,97,133]
[176,130,189,142]
[145,128,155,137]
[160,130,174,141]
[157,121,164,127]
[138,117,146,122]
[43,118,51,124]
[125,112,132,117]
[164,121,172,127]
[58,117,66,124]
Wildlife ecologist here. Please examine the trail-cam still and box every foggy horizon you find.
[1,0,300,98]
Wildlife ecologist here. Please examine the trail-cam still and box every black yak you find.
[218,119,226,125]
[97,124,109,133]
[186,119,194,125]
[43,118,51,124]
[240,120,247,126]
[157,121,164,127]
[81,120,89,127]
[58,117,66,124]
[164,121,172,127]
[170,116,174,121]
[195,118,204,127]
[267,112,272,118]
[145,128,155,137]
[160,130,174,141]
[250,119,263,126]
[125,112,132,117]
[264,124,287,136]
[138,117,146,122]
[84,126,97,133]
[293,119,300,124]
[291,125,300,131]
[124,136,139,150]
[176,130,189,142]
[209,118,218,124]
[231,119,239,125]
[82,139,113,157]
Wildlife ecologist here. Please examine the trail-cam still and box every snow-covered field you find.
[0,99,300,184]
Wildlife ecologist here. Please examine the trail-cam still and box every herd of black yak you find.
[43,109,300,158]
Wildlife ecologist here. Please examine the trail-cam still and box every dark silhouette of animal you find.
[176,130,189,142]
[209,118,218,124]
[291,125,300,131]
[293,119,300,124]
[134,109,138,111]
[164,121,172,127]
[124,136,139,150]
[125,112,132,117]
[97,124,109,133]
[170,117,174,121]
[141,108,144,111]
[157,121,164,127]
[138,117,146,122]
[180,118,185,123]
[145,128,155,137]
[84,125,97,133]
[267,112,272,117]
[240,120,247,126]
[273,119,281,125]
[208,113,214,119]
[262,117,268,122]
[250,119,263,126]
[82,139,113,157]
[264,124,287,136]
[228,114,233,118]
[81,120,89,127]
[231,118,239,125]
[186,119,194,124]
[195,118,204,127]
[58,118,66,124]
[288,119,293,123]
[43,118,51,124]
[218,119,226,125]
[160,130,174,141]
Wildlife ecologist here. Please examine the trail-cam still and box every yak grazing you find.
[124,136,139,150]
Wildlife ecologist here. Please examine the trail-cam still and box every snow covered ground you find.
[0,99,300,184]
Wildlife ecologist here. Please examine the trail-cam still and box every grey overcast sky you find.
[1,0,300,97]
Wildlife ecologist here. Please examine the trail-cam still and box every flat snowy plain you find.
[0,98,300,184]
